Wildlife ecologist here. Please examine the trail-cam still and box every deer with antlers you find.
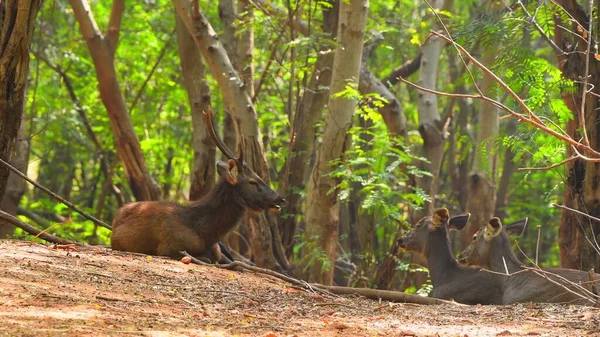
[111,108,285,263]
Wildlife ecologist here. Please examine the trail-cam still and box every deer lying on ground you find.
[111,109,285,264]
[458,217,600,305]
[397,208,504,305]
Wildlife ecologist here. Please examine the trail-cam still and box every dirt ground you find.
[0,240,599,337]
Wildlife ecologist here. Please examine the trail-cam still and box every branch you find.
[69,0,103,43]
[0,210,79,245]
[382,53,422,88]
[517,1,565,55]
[311,284,465,306]
[106,0,125,54]
[0,158,112,230]
[518,155,578,171]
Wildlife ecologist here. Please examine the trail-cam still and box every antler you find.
[203,107,238,160]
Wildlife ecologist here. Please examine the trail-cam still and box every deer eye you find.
[249,179,260,188]
[472,234,477,241]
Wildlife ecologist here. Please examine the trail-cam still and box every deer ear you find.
[225,159,239,185]
[506,217,528,237]
[216,160,239,185]
[432,208,449,226]
[448,214,471,231]
[485,217,503,241]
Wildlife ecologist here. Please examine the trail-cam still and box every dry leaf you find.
[180,256,192,264]
[261,333,278,337]
[332,321,350,330]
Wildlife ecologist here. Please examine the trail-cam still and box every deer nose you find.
[276,196,286,205]
[396,238,404,246]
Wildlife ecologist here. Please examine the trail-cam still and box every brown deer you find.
[458,217,600,305]
[111,108,285,263]
[397,208,504,305]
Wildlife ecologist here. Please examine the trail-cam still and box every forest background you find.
[1,0,599,293]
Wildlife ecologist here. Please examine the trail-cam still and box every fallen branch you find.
[0,210,78,245]
[180,251,332,296]
[182,251,460,306]
[310,284,464,306]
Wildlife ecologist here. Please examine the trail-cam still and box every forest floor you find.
[0,240,599,337]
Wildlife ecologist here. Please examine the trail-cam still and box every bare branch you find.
[517,1,565,55]
[518,155,578,171]
[106,0,125,54]
[0,210,79,245]
[381,53,422,88]
[0,158,112,230]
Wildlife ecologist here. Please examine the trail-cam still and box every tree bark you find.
[461,2,502,249]
[279,1,338,258]
[174,7,215,201]
[218,0,238,156]
[0,0,41,203]
[173,0,281,270]
[555,1,600,272]
[413,0,446,219]
[304,0,369,284]
[69,0,161,202]
[0,88,29,238]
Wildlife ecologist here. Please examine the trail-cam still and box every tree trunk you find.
[69,0,161,202]
[218,0,238,156]
[279,1,338,258]
[555,1,600,272]
[173,0,281,270]
[413,0,445,219]
[0,0,41,201]
[0,88,29,238]
[461,3,502,248]
[304,0,369,285]
[174,8,215,201]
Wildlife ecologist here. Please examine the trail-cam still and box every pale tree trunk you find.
[69,0,161,202]
[218,0,237,155]
[0,89,29,238]
[414,0,445,219]
[279,1,338,258]
[174,8,215,201]
[461,2,502,249]
[304,0,369,285]
[173,0,281,270]
[555,0,600,272]
[0,0,41,201]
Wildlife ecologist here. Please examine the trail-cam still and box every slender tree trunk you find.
[279,1,338,258]
[0,88,29,238]
[0,0,41,200]
[555,1,600,272]
[218,0,238,155]
[69,0,160,202]
[304,0,369,284]
[174,8,215,201]
[173,0,281,270]
[413,0,446,219]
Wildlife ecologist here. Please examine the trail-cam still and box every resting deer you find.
[458,217,600,305]
[111,108,285,263]
[397,208,503,305]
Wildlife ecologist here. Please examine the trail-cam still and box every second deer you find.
[111,108,285,263]
[397,208,504,305]
[459,217,600,305]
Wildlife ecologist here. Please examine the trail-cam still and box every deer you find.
[458,217,600,305]
[111,108,286,264]
[397,208,504,305]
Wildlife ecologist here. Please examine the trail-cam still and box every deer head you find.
[397,208,471,256]
[458,217,528,268]
[203,108,285,212]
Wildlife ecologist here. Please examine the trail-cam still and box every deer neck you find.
[489,233,522,274]
[186,179,246,244]
[426,228,460,285]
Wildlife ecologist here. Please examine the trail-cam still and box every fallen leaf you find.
[262,333,278,337]
[496,331,512,336]
[332,322,350,330]
[180,256,192,264]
